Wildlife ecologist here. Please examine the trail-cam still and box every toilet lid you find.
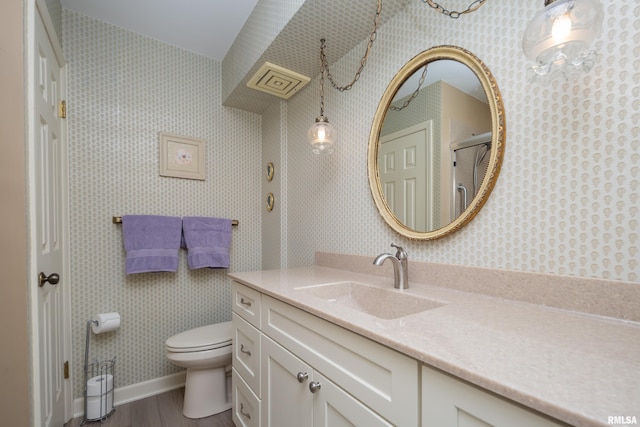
[166,321,232,353]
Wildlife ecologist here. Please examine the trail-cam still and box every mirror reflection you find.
[379,59,491,232]
[368,46,505,240]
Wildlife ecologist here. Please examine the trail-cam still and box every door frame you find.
[26,0,73,424]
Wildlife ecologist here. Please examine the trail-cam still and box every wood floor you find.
[63,388,234,427]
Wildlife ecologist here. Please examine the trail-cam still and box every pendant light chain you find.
[421,0,487,18]
[320,0,382,93]
[389,65,429,111]
[319,49,326,117]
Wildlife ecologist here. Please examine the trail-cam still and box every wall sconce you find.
[522,0,604,81]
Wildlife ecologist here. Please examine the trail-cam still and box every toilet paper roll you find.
[91,312,120,334]
[86,374,113,420]
[86,374,113,397]
[86,394,114,420]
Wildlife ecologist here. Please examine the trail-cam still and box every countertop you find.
[229,266,640,427]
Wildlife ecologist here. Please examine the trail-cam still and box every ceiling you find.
[59,0,483,112]
[60,0,260,60]
[60,0,413,113]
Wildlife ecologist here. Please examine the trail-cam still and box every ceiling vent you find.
[247,62,310,100]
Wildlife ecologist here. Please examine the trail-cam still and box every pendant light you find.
[522,0,604,81]
[307,0,382,155]
[307,40,336,155]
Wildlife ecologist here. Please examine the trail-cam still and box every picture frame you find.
[159,133,205,180]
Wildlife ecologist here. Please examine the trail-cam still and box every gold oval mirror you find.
[368,45,505,240]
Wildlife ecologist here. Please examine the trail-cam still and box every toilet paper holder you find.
[81,319,116,425]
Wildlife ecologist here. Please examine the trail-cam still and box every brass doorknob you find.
[39,272,60,287]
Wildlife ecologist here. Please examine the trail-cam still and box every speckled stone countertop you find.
[229,266,640,427]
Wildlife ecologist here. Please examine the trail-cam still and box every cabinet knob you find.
[297,372,308,383]
[309,381,322,393]
[240,297,252,307]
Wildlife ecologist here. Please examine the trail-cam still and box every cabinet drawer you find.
[232,312,261,396]
[232,368,261,427]
[262,295,419,427]
[232,281,261,328]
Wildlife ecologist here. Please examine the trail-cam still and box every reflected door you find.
[379,121,433,231]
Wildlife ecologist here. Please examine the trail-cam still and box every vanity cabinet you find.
[421,366,566,427]
[231,281,419,427]
[262,334,393,427]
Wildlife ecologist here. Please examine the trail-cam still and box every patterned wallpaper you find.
[44,0,62,42]
[222,0,412,112]
[63,10,262,398]
[280,0,639,283]
[62,0,639,401]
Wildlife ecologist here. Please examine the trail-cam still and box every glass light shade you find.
[522,0,604,80]
[307,116,336,155]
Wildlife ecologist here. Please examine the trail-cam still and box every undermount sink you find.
[295,281,445,320]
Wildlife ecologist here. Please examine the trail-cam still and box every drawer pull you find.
[240,403,251,419]
[240,344,252,357]
[240,297,252,307]
[309,381,322,393]
[297,372,308,383]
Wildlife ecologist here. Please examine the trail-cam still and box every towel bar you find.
[112,216,238,226]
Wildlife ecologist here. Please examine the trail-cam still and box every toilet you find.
[165,321,232,418]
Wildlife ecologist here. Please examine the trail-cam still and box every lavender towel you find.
[182,217,232,269]
[122,215,182,274]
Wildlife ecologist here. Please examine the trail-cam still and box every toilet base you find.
[182,366,231,419]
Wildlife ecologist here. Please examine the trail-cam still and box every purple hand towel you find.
[182,217,232,269]
[122,215,182,274]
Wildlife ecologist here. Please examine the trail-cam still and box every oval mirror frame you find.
[368,45,506,240]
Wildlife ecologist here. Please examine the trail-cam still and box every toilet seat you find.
[166,321,232,353]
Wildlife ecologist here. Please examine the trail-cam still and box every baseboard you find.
[72,371,186,418]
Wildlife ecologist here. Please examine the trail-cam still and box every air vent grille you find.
[247,62,310,100]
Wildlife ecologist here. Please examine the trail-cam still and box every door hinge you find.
[58,100,67,119]
[64,361,69,379]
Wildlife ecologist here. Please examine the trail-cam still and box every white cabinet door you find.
[261,335,313,427]
[422,366,566,427]
[313,371,394,427]
[262,295,419,426]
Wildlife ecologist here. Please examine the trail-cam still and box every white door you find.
[379,121,433,231]
[31,5,69,426]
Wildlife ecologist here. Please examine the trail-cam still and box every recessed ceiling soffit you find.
[222,0,412,114]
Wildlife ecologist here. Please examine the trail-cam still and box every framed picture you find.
[159,133,205,180]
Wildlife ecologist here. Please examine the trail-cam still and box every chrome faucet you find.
[373,244,409,290]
